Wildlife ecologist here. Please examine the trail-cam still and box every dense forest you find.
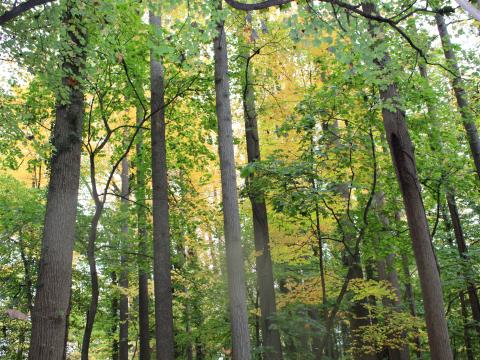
[1,0,480,359]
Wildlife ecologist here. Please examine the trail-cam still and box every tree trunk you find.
[435,13,480,180]
[28,2,85,358]
[81,200,102,360]
[119,157,130,360]
[135,105,151,360]
[379,83,452,360]
[241,44,283,360]
[213,2,251,358]
[149,7,175,360]
[459,292,475,360]
[362,3,452,358]
[445,192,480,337]
[400,253,421,359]
[111,272,119,360]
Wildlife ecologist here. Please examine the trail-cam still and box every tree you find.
[28,1,87,358]
[213,1,252,358]
[149,5,175,359]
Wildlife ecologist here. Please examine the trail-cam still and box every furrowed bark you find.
[213,1,252,358]
[240,43,283,360]
[29,1,86,358]
[149,7,175,359]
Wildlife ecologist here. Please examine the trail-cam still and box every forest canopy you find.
[0,0,480,359]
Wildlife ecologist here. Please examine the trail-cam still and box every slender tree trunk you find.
[445,192,480,337]
[28,2,85,358]
[459,292,474,360]
[362,3,452,358]
[119,157,130,360]
[81,199,102,360]
[135,106,151,360]
[213,2,251,358]
[419,59,480,341]
[435,13,480,180]
[400,253,421,359]
[111,272,120,360]
[241,44,283,360]
[149,7,175,359]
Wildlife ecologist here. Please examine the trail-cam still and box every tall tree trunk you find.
[119,157,130,360]
[149,7,175,360]
[445,192,480,337]
[419,59,480,341]
[135,106,151,360]
[435,13,480,180]
[213,1,251,358]
[240,44,283,360]
[81,195,102,360]
[362,3,452,359]
[28,2,85,358]
[379,78,452,360]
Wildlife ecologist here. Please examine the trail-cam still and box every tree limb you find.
[0,0,54,26]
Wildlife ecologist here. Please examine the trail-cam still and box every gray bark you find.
[213,2,251,358]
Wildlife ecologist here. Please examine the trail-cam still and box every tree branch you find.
[0,0,54,26]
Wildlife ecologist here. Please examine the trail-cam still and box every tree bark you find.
[241,44,283,360]
[213,2,252,358]
[379,83,452,360]
[435,13,480,181]
[149,7,175,360]
[119,157,130,360]
[362,3,452,359]
[135,105,151,360]
[28,2,85,358]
